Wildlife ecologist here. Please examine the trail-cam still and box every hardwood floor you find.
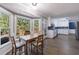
[6,34,79,55]
[44,34,79,55]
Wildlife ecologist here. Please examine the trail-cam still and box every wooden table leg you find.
[25,42,28,55]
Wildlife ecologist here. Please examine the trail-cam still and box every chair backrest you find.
[37,34,43,43]
[29,36,38,43]
[38,34,43,40]
[10,36,16,48]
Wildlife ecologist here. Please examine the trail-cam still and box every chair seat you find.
[16,41,25,49]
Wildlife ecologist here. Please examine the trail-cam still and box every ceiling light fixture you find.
[32,3,37,6]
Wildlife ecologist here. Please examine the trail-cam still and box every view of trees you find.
[0,13,9,35]
[0,13,40,36]
[34,20,39,33]
[17,17,30,35]
[17,18,40,35]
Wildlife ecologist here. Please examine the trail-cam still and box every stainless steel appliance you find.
[76,21,79,40]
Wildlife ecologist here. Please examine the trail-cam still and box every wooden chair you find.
[31,34,44,55]
[10,36,26,55]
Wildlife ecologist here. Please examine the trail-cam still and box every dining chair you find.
[31,34,44,55]
[10,36,26,55]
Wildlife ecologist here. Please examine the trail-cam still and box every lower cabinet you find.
[47,29,57,38]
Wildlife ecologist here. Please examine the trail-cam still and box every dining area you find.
[0,5,44,55]
[10,32,44,55]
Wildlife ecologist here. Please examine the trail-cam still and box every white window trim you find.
[33,18,42,33]
[15,15,31,38]
[0,7,12,52]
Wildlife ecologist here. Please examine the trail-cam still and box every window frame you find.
[0,13,9,35]
[33,18,41,33]
[16,15,31,36]
[0,7,12,45]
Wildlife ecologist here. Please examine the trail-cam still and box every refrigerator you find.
[76,21,79,40]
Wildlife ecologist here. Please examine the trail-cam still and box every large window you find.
[0,13,9,36]
[34,19,39,33]
[17,17,30,36]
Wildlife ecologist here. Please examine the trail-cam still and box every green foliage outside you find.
[34,20,39,28]
[34,20,39,32]
[0,13,9,35]
[17,17,30,35]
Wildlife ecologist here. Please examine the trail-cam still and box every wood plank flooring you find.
[6,34,79,55]
[44,34,79,55]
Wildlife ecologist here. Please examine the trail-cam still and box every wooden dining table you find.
[19,33,43,54]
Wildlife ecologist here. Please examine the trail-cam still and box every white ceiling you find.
[0,3,79,18]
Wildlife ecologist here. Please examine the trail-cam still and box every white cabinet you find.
[58,29,68,34]
[47,30,57,38]
[69,29,75,34]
